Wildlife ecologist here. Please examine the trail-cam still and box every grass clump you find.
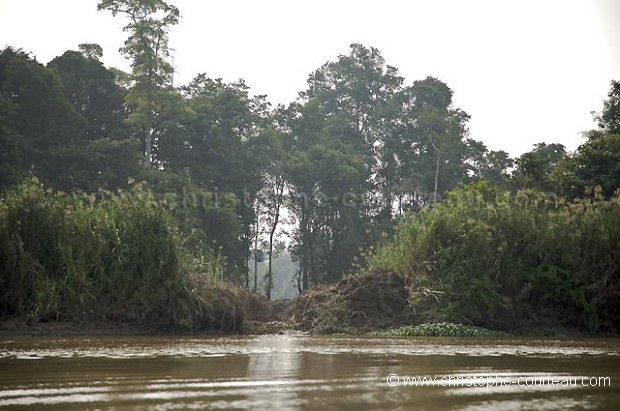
[376,322,508,337]
[0,177,248,332]
[371,181,620,334]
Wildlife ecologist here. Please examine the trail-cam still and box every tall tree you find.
[404,77,470,204]
[303,43,402,211]
[97,0,179,164]
[288,46,476,289]
[291,48,379,287]
[252,112,292,299]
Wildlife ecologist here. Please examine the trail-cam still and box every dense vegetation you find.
[0,178,251,331]
[371,183,620,333]
[1,0,619,334]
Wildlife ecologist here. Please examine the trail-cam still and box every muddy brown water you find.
[1,334,619,410]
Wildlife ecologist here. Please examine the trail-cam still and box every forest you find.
[1,0,619,334]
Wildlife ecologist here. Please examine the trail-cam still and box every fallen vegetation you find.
[290,270,410,334]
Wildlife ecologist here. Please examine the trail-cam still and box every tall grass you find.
[372,181,620,333]
[0,177,242,332]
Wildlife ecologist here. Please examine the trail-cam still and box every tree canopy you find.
[1,25,619,299]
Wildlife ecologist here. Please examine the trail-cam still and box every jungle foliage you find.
[371,182,620,333]
[1,0,620,333]
[0,178,248,331]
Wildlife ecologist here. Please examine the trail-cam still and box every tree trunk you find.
[301,210,309,292]
[429,132,440,205]
[253,206,259,292]
[145,128,151,164]
[434,153,440,205]
[266,179,284,300]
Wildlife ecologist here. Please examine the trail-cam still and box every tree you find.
[286,105,369,289]
[97,0,180,164]
[156,75,269,283]
[406,77,470,204]
[0,47,141,192]
[0,47,86,189]
[597,80,620,135]
[463,139,513,187]
[560,80,620,198]
[78,43,104,60]
[287,44,405,288]
[46,47,144,191]
[512,143,566,192]
[48,47,126,140]
[286,46,480,290]
[554,132,620,199]
[480,149,513,186]
[254,125,290,299]
[303,44,402,214]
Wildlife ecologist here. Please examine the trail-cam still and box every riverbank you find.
[0,317,143,336]
[0,316,602,338]
[0,317,291,338]
[1,270,604,338]
[0,297,295,337]
[3,180,619,338]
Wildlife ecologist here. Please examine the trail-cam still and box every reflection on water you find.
[0,335,619,410]
[246,335,303,409]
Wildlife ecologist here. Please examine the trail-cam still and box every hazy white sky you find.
[1,0,619,157]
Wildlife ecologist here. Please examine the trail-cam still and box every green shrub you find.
[371,181,620,333]
[0,177,242,332]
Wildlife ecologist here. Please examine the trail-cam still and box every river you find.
[0,334,619,410]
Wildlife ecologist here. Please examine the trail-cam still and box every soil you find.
[0,317,147,336]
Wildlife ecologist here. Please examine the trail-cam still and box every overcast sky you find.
[1,0,619,157]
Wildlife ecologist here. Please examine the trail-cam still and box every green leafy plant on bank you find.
[376,322,508,337]
[371,181,620,334]
[0,177,241,332]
